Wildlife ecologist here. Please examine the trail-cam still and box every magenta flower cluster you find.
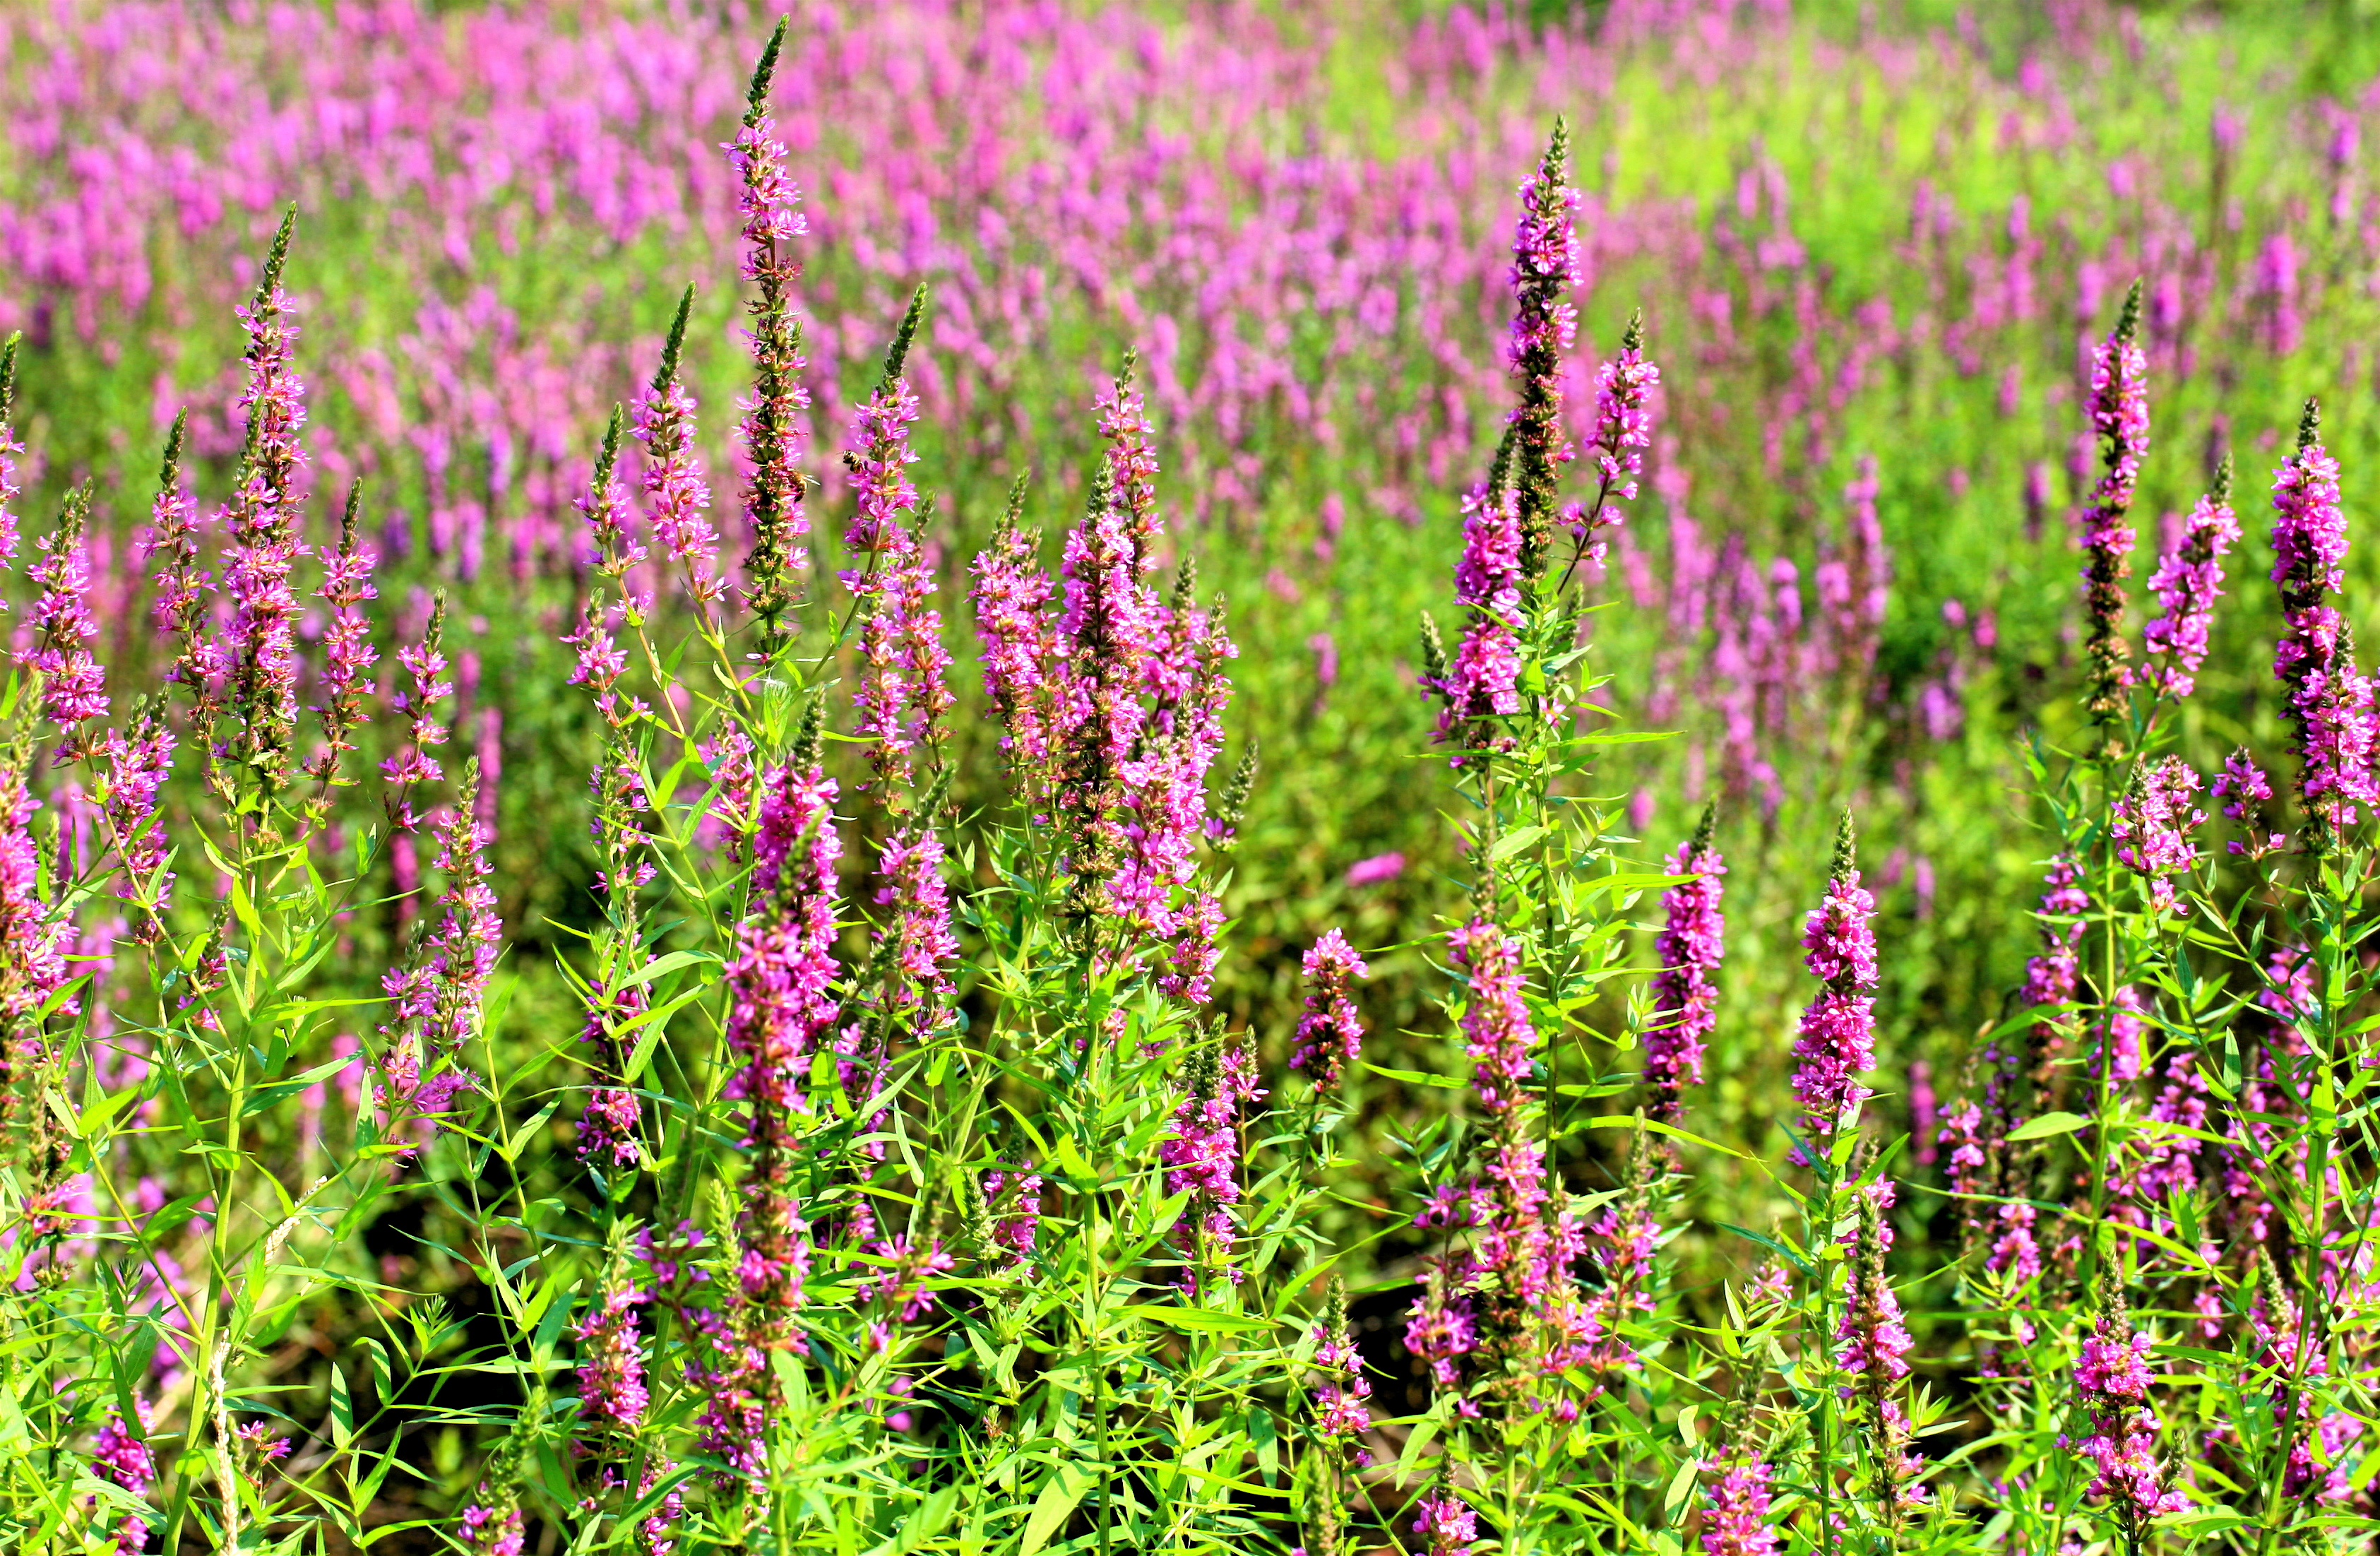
[2111,755,2206,915]
[1644,821,1725,1119]
[1288,928,1369,1091]
[2141,472,2239,699]
[1790,835,1879,1138]
[2068,1319,2189,1519]
[1699,1460,1780,1556]
[2270,410,2376,831]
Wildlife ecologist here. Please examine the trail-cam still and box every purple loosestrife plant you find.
[2140,456,2238,703]
[1698,1457,1780,1556]
[1562,309,1659,586]
[970,475,1057,786]
[303,480,381,812]
[1396,124,1693,1551]
[1298,1278,1375,1556]
[840,289,935,790]
[220,208,311,798]
[1288,927,1369,1095]
[0,333,20,572]
[0,210,551,1552]
[1644,801,1724,1120]
[633,286,723,613]
[2080,280,2148,726]
[1837,1175,1926,1526]
[2069,1276,2189,1551]
[1790,812,1879,1141]
[22,485,107,744]
[721,756,840,1350]
[379,593,453,830]
[2269,398,2376,838]
[725,19,811,652]
[1506,118,1581,582]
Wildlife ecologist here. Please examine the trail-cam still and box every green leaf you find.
[865,1486,958,1555]
[1662,1456,1699,1516]
[2007,1110,2090,1141]
[1581,1115,1749,1160]
[1119,1305,1275,1334]
[1360,1062,1465,1089]
[612,949,712,990]
[1487,825,1549,861]
[1019,1462,1093,1556]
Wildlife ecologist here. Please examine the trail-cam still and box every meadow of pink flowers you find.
[0,1,2375,1551]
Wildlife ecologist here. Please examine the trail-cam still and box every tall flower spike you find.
[1437,437,1525,753]
[0,746,69,1033]
[143,409,222,737]
[1289,928,1370,1093]
[21,483,109,745]
[840,288,941,790]
[1054,405,1154,930]
[1126,554,1239,995]
[1838,1174,1924,1522]
[1567,310,1660,582]
[574,1279,651,1439]
[2270,397,2376,836]
[422,761,502,1058]
[307,479,381,801]
[723,759,843,1350]
[727,18,811,651]
[1698,1457,1780,1556]
[2141,456,2238,700]
[1645,801,1725,1120]
[2081,280,2148,723]
[1790,809,1879,1139]
[579,405,645,581]
[0,332,22,571]
[1100,349,1165,567]
[372,760,499,1146]
[1300,1277,1374,1556]
[633,285,722,607]
[972,473,1056,784]
[222,207,311,795]
[99,699,174,939]
[381,593,453,831]
[1508,118,1581,581]
[2071,1272,2189,1531]
[1161,1043,1265,1293]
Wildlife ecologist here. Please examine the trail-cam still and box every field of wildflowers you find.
[4,0,2380,1550]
